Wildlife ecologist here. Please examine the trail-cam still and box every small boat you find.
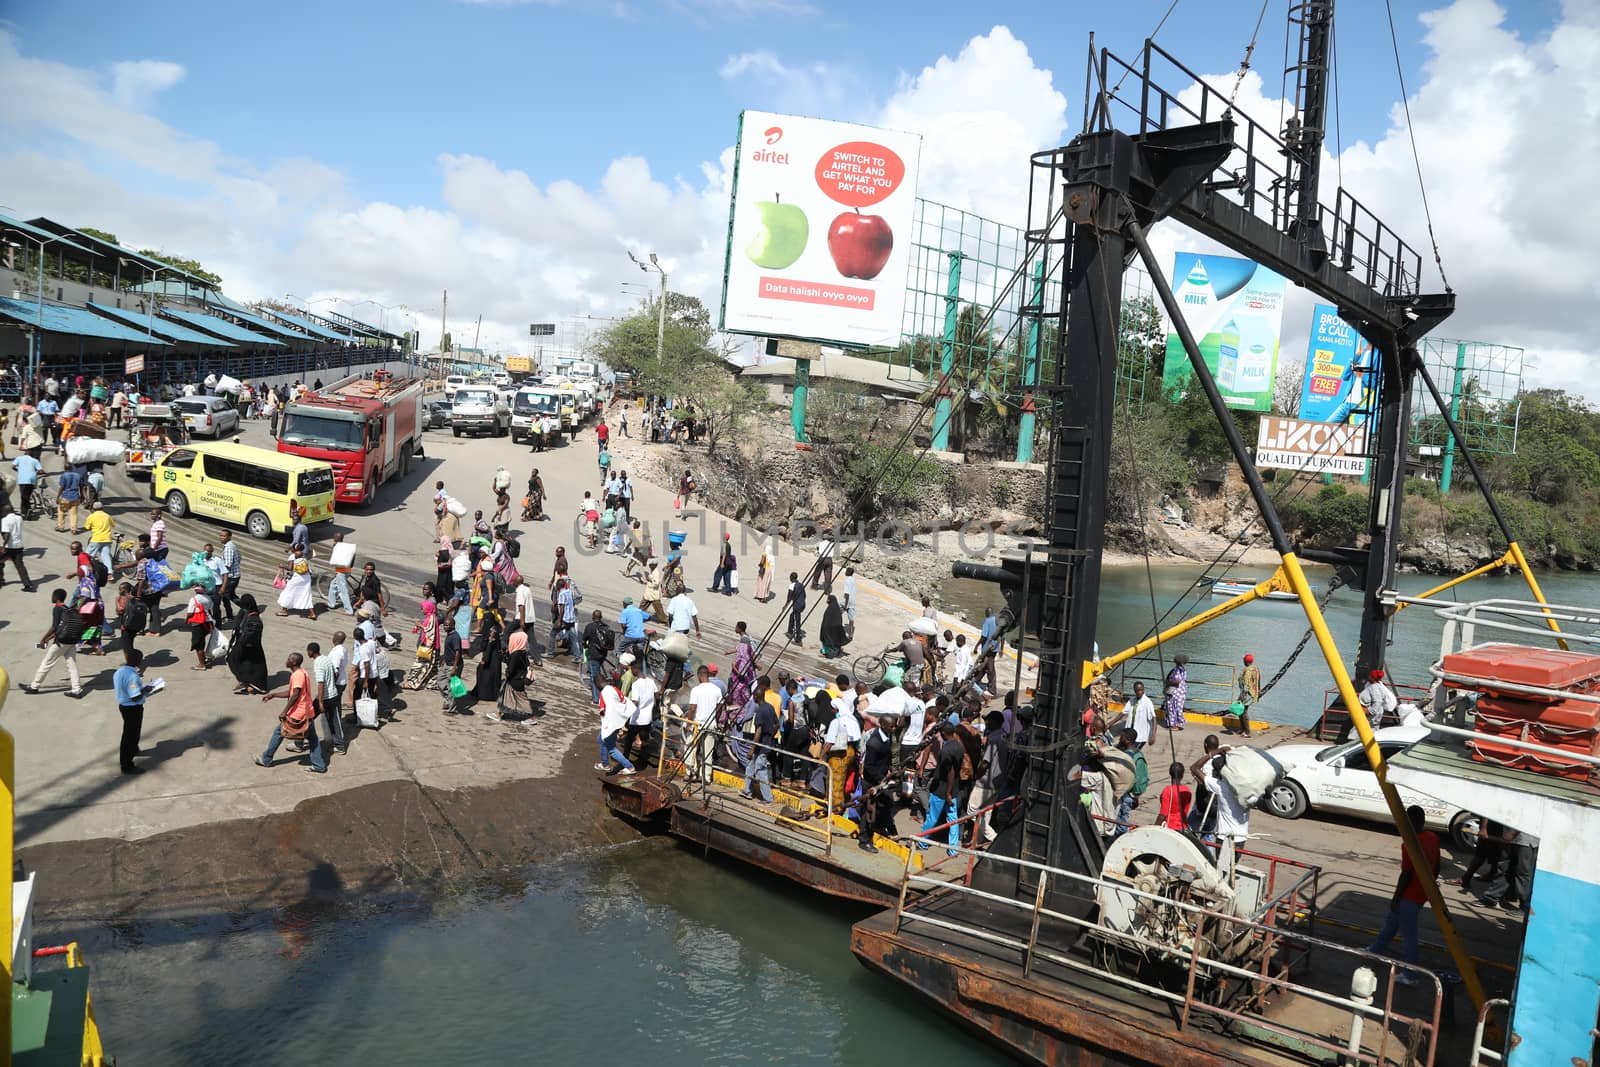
[1208,578,1298,601]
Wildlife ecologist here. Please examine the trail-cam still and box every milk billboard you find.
[1160,253,1287,412]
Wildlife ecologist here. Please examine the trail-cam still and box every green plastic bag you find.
[883,662,906,686]
[448,675,469,699]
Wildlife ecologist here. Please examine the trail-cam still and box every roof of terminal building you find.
[208,305,316,342]
[88,302,237,347]
[253,306,349,343]
[0,296,172,344]
[160,307,285,346]
[0,214,96,257]
[127,280,253,314]
[23,219,211,287]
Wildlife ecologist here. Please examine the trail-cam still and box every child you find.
[1158,762,1192,831]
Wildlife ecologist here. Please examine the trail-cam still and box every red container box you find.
[1442,643,1600,699]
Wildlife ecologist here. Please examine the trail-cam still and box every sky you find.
[0,0,1594,398]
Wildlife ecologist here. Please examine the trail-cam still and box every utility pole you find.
[440,289,448,351]
[629,251,669,363]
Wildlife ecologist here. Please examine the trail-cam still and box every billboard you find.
[719,110,922,349]
[1255,416,1369,476]
[1299,303,1378,425]
[1160,252,1287,412]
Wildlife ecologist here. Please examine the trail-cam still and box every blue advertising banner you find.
[1160,253,1288,412]
[1299,303,1378,425]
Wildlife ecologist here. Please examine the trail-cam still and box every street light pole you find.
[629,251,669,363]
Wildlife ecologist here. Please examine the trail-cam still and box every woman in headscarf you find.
[727,622,757,710]
[416,584,441,656]
[819,594,850,659]
[526,468,546,521]
[752,540,775,603]
[489,624,533,723]
[276,543,317,621]
[229,594,270,694]
[435,534,454,595]
[473,614,505,703]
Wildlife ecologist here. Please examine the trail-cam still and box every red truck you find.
[277,371,425,506]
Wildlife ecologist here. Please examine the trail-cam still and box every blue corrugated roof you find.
[88,303,237,347]
[256,307,349,343]
[212,305,316,341]
[128,280,251,314]
[0,214,95,257]
[160,307,285,346]
[0,296,171,345]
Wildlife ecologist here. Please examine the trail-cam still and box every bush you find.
[839,441,948,510]
[1283,482,1370,548]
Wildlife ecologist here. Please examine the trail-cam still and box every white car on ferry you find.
[1262,724,1477,848]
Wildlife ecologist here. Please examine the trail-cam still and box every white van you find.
[511,386,564,443]
[444,375,467,401]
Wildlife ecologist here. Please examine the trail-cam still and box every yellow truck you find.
[505,355,534,375]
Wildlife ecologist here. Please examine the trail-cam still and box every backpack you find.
[804,691,834,731]
[55,608,86,645]
[506,538,521,559]
[586,622,614,657]
[91,557,110,588]
[144,559,172,594]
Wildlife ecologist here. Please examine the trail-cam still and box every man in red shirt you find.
[256,652,328,773]
[1367,804,1440,984]
[596,421,610,446]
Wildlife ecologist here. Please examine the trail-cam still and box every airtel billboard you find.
[719,110,922,350]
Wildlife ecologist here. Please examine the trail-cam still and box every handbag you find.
[279,708,313,739]
[272,572,288,590]
[729,568,739,591]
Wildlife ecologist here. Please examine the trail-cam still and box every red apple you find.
[827,211,894,280]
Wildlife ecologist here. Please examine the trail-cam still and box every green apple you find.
[745,196,809,269]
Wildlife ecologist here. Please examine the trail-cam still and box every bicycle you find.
[851,643,903,687]
[314,570,388,607]
[22,476,54,522]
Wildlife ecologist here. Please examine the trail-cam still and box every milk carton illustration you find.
[1216,319,1243,391]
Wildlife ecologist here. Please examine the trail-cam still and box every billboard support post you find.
[1016,258,1046,463]
[1440,341,1468,493]
[932,251,963,453]
[792,357,810,444]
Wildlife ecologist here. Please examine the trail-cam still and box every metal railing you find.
[889,842,1438,1066]
[653,711,837,856]
[1110,657,1238,715]
[1469,998,1510,1065]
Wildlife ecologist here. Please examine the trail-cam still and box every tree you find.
[78,227,120,245]
[135,249,221,287]
[1274,355,1304,416]
[679,362,765,458]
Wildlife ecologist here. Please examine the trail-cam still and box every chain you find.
[1258,575,1344,699]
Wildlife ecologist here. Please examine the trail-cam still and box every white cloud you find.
[109,59,184,108]
[1,5,1595,401]
[720,51,859,118]
[877,26,1068,225]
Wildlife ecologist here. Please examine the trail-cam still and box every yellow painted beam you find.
[1508,541,1567,649]
[1392,551,1516,613]
[1279,552,1488,1014]
[1083,566,1293,690]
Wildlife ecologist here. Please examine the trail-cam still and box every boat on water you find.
[0,667,112,1065]
[1205,577,1299,601]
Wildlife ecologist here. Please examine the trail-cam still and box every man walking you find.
[84,501,115,575]
[666,588,700,639]
[1130,681,1155,749]
[216,529,242,623]
[581,609,614,704]
[740,677,780,804]
[20,588,86,697]
[113,648,155,775]
[1366,805,1440,984]
[310,640,347,754]
[784,572,806,644]
[55,464,84,533]
[257,652,327,773]
[0,505,35,591]
[13,451,41,518]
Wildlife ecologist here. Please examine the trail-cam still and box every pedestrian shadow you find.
[15,715,239,846]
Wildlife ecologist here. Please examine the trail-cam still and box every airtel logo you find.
[751,125,790,164]
[764,127,783,144]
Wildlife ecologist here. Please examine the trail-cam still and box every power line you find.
[1383,0,1452,292]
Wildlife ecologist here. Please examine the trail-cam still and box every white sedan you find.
[1262,725,1477,848]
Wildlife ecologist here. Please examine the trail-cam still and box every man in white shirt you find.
[667,591,700,638]
[310,641,346,753]
[685,665,723,782]
[512,575,536,628]
[0,508,35,591]
[326,631,349,711]
[596,674,636,775]
[813,537,836,591]
[950,634,974,683]
[839,566,858,625]
[621,671,659,766]
[1130,681,1156,748]
[885,679,928,767]
[1192,736,1249,844]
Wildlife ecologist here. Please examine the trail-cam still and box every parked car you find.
[422,400,453,430]
[173,396,240,439]
[1262,724,1477,848]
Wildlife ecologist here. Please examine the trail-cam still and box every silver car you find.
[173,395,241,438]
